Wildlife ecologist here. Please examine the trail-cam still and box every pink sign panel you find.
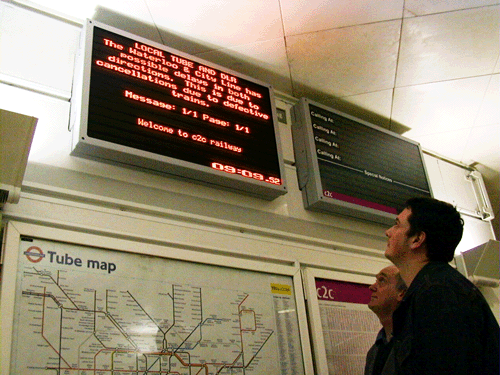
[315,278,371,304]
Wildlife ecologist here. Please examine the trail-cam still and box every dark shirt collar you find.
[402,261,449,302]
[375,328,391,345]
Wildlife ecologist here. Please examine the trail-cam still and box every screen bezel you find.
[70,19,287,200]
[292,97,433,224]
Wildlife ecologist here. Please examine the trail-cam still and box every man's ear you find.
[396,290,405,302]
[409,230,426,250]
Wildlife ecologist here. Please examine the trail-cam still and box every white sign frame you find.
[302,267,377,374]
[1,221,314,374]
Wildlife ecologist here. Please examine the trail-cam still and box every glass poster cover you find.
[8,236,306,375]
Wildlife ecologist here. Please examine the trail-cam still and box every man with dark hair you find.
[385,197,499,375]
[365,265,407,375]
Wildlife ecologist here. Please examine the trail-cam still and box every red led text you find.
[98,37,271,121]
[136,117,242,153]
[124,90,176,111]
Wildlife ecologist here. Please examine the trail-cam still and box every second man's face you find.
[368,266,403,315]
[384,208,414,265]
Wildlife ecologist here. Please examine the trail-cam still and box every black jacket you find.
[365,329,397,375]
[392,261,499,374]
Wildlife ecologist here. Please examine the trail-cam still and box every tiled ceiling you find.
[2,0,499,225]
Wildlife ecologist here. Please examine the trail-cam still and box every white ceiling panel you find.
[334,89,395,128]
[196,38,292,93]
[280,0,404,36]
[416,128,473,161]
[461,123,500,169]
[474,74,500,127]
[404,0,499,16]
[146,0,284,50]
[396,6,500,87]
[342,90,394,117]
[89,0,160,43]
[17,0,154,25]
[393,75,492,136]
[0,3,80,93]
[287,20,401,98]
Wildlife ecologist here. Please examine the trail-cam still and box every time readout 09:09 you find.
[211,162,282,185]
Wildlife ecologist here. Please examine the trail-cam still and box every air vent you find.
[0,189,9,204]
[0,109,38,205]
[455,240,500,287]
[0,184,21,205]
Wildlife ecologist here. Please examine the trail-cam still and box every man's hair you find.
[405,197,464,262]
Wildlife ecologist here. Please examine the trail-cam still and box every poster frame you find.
[301,266,377,374]
[1,221,314,374]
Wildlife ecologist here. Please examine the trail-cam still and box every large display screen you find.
[291,98,432,224]
[70,20,286,200]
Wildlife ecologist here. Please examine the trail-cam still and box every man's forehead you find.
[378,266,398,278]
[396,208,412,224]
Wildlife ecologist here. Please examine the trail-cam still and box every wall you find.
[423,153,497,252]
[1,3,497,373]
[0,1,495,274]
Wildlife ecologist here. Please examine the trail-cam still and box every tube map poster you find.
[10,237,305,374]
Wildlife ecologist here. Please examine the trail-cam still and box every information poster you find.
[315,279,380,375]
[11,238,305,374]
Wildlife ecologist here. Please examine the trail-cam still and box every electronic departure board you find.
[70,20,286,200]
[291,98,432,224]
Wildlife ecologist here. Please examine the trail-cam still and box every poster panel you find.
[303,268,381,374]
[1,222,311,375]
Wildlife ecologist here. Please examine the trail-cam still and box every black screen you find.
[308,103,431,214]
[85,25,283,187]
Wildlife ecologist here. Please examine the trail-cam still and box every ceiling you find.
[2,0,499,230]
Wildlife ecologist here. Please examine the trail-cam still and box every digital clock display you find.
[211,162,282,185]
[70,20,286,200]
